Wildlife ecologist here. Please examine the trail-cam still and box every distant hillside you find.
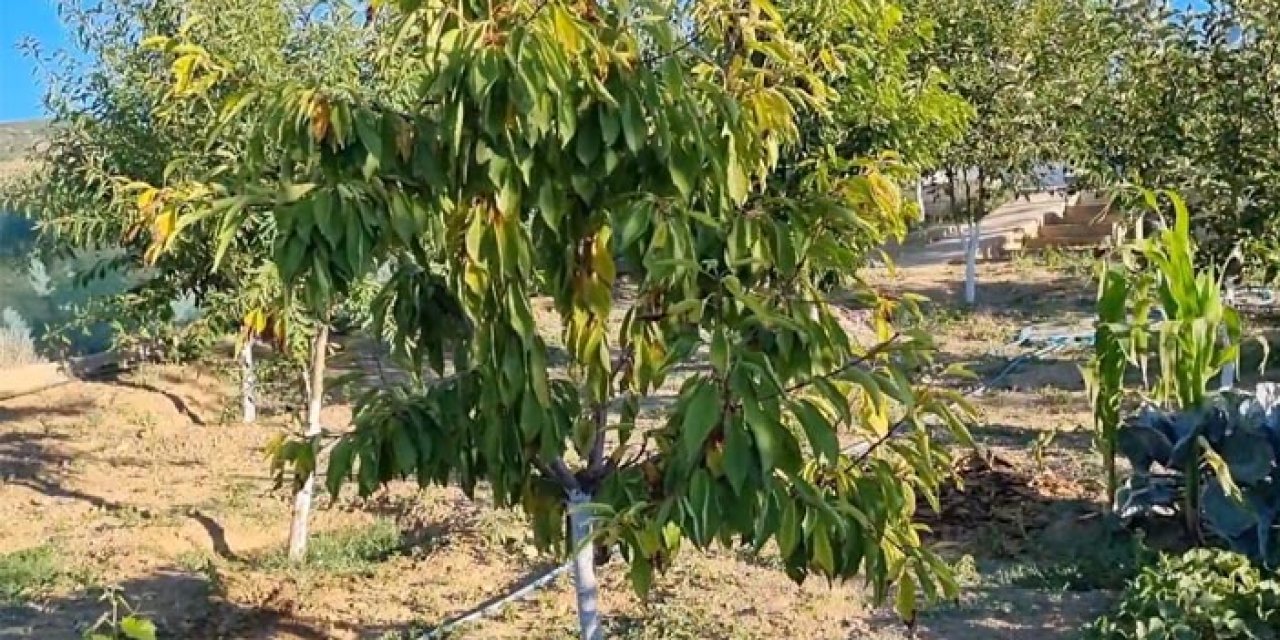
[0,119,46,160]
[0,119,46,180]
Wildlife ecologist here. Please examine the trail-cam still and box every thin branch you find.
[548,457,581,491]
[617,437,651,471]
[641,19,715,66]
[848,414,912,464]
[518,0,552,29]
[762,332,903,401]
[588,401,608,474]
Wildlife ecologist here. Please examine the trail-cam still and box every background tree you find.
[779,0,972,235]
[1069,0,1280,280]
[4,0,379,417]
[908,0,1101,304]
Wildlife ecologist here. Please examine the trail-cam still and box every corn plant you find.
[1089,188,1243,536]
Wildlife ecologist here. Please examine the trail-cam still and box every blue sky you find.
[0,0,63,122]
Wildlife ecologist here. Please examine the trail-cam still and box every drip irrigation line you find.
[419,563,572,639]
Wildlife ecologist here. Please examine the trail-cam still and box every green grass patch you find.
[0,545,74,603]
[255,519,404,575]
[990,533,1156,592]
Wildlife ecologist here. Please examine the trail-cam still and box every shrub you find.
[0,306,41,367]
[1114,386,1280,563]
[256,519,403,575]
[1085,548,1280,639]
[0,545,64,603]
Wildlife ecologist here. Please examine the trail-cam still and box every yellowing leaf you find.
[867,171,902,214]
[309,96,330,142]
[553,7,582,55]
[136,187,160,214]
[592,226,616,285]
[895,571,918,621]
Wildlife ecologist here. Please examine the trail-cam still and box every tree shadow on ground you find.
[853,453,1137,639]
[0,568,375,639]
[0,430,130,513]
[967,423,1092,451]
[887,274,1095,323]
[0,429,200,514]
[99,375,207,426]
[0,400,96,423]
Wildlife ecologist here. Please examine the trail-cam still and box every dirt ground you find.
[1,258,1163,639]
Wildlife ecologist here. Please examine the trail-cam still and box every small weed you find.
[733,545,783,571]
[217,479,259,516]
[1029,426,1059,473]
[0,545,79,603]
[174,550,222,589]
[83,585,157,640]
[546,592,728,640]
[474,507,533,551]
[131,411,158,431]
[605,598,726,640]
[1036,386,1077,413]
[255,519,403,575]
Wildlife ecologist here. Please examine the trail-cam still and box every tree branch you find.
[538,457,580,491]
[641,19,715,66]
[762,332,903,401]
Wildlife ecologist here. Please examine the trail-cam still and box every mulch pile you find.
[916,452,1088,553]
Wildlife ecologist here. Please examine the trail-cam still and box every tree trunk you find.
[945,168,958,218]
[915,178,926,219]
[964,219,979,305]
[567,489,603,640]
[1220,322,1236,390]
[288,324,329,562]
[241,339,257,424]
[963,169,986,307]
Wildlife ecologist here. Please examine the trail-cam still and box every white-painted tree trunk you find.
[568,489,603,640]
[1220,294,1236,390]
[915,180,925,216]
[288,324,329,562]
[964,218,980,305]
[241,339,257,424]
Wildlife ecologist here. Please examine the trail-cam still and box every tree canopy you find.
[136,0,976,628]
[1069,0,1280,277]
[6,0,384,359]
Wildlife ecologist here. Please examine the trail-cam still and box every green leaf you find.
[794,400,839,463]
[599,107,621,147]
[723,418,752,494]
[529,344,551,406]
[680,384,721,462]
[392,425,416,476]
[575,116,602,166]
[314,190,340,246]
[726,143,749,204]
[629,555,654,596]
[326,438,356,498]
[812,525,835,574]
[710,328,729,374]
[354,107,383,162]
[120,616,157,640]
[688,469,713,545]
[669,148,698,198]
[778,500,801,557]
[621,94,645,153]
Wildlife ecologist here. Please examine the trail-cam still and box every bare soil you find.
[1,259,1135,639]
